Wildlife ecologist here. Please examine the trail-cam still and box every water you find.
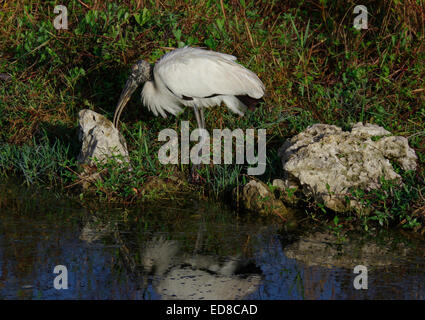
[1,180,425,300]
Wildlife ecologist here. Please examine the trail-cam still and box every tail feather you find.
[236,95,264,111]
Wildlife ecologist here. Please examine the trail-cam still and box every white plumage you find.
[143,47,264,118]
[113,46,265,128]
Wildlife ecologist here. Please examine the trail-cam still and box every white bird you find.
[113,46,265,131]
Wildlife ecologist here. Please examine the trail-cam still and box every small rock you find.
[272,179,300,205]
[235,180,289,217]
[77,109,130,166]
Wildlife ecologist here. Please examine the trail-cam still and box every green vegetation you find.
[0,1,424,230]
[351,171,424,231]
[0,134,72,185]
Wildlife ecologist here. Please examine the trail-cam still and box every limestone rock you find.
[351,122,391,137]
[272,178,300,205]
[77,109,130,166]
[278,122,417,212]
[236,179,290,217]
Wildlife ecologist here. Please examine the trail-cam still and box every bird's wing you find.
[154,47,265,100]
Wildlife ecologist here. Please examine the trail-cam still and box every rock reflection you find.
[79,216,114,244]
[284,230,412,269]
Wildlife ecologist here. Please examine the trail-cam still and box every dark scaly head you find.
[113,60,152,129]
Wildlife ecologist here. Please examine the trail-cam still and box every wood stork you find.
[112,46,265,179]
[113,46,265,131]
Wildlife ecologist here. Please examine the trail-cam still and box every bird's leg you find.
[200,107,206,130]
[193,201,205,254]
[199,108,207,169]
[197,107,207,158]
[193,105,203,129]
[191,106,204,182]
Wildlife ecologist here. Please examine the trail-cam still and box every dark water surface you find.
[1,180,425,300]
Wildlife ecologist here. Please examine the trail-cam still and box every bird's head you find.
[113,60,152,129]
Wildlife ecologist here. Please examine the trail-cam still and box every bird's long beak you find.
[113,77,138,129]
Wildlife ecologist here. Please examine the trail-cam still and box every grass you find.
[0,0,424,230]
[0,133,73,185]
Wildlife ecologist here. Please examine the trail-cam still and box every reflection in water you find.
[1,179,425,299]
[251,229,425,299]
[284,231,411,268]
[139,237,262,299]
